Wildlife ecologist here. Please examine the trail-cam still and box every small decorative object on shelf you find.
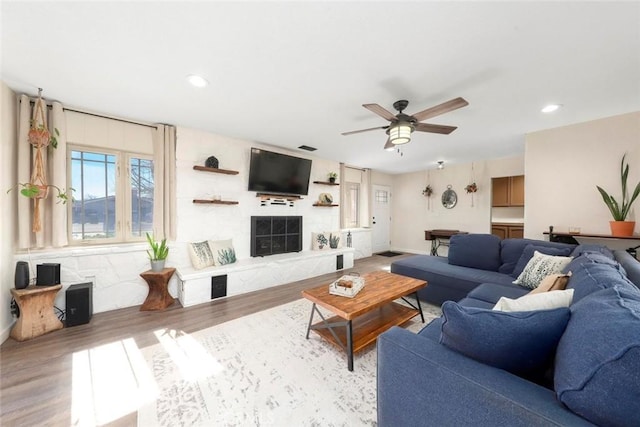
[318,192,333,205]
[205,155,219,169]
[347,231,352,248]
[329,274,365,298]
[328,172,338,183]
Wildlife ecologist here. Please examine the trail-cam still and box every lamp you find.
[389,122,413,145]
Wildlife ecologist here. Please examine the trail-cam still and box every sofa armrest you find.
[377,327,594,427]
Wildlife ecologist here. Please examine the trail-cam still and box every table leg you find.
[305,303,316,339]
[414,292,425,323]
[430,239,437,256]
[346,320,353,371]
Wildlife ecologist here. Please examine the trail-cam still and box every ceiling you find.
[2,2,639,174]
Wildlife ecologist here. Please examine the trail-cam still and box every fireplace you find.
[251,216,303,257]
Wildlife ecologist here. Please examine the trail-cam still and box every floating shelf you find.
[193,199,239,205]
[313,203,339,207]
[313,181,339,186]
[193,165,239,175]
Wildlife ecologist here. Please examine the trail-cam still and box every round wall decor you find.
[205,156,219,169]
[442,185,458,209]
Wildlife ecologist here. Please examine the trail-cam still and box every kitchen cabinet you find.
[491,223,524,239]
[492,175,524,207]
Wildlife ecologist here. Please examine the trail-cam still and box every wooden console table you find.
[140,268,176,311]
[10,285,63,341]
[424,230,468,256]
[544,230,640,245]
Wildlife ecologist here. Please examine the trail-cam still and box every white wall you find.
[525,111,640,244]
[1,82,17,341]
[391,156,524,254]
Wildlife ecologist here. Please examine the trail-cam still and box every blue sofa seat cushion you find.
[498,239,575,275]
[466,282,529,304]
[554,285,640,427]
[439,301,570,377]
[511,244,574,278]
[448,233,502,271]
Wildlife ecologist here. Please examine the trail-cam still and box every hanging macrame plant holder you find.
[28,90,50,232]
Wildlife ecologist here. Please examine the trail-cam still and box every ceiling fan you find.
[342,97,469,150]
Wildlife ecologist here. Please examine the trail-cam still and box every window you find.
[69,147,154,243]
[343,182,360,228]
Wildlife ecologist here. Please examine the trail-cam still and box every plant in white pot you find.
[596,154,640,237]
[146,233,169,272]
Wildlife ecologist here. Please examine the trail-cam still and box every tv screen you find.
[248,148,312,196]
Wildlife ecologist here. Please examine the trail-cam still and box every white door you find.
[372,185,391,253]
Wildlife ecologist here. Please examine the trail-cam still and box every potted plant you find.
[464,182,478,193]
[422,185,433,197]
[7,183,73,203]
[146,232,169,272]
[328,172,338,183]
[596,154,640,237]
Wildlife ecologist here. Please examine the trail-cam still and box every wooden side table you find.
[140,267,176,311]
[10,284,63,341]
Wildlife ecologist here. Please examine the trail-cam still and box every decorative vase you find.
[329,177,336,183]
[150,260,165,272]
[609,221,635,237]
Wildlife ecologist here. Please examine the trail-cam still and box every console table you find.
[424,230,468,256]
[140,268,176,311]
[10,285,63,341]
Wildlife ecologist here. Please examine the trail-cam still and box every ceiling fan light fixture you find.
[389,122,413,145]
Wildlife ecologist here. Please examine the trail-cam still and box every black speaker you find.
[337,254,344,270]
[65,282,93,327]
[36,263,61,286]
[211,275,227,299]
[14,261,30,289]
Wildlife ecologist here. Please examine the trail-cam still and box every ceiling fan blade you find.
[362,103,397,121]
[411,97,469,122]
[414,123,458,134]
[383,138,394,150]
[341,125,388,136]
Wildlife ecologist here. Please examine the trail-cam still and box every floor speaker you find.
[66,282,93,327]
[14,261,29,289]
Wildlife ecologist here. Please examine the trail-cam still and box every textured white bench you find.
[176,248,355,307]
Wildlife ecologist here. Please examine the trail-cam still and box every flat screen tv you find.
[248,148,312,196]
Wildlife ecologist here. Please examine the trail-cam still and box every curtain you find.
[16,94,67,249]
[152,125,177,240]
[360,168,371,228]
[339,162,346,228]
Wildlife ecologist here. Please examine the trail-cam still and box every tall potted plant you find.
[146,233,169,272]
[596,154,640,237]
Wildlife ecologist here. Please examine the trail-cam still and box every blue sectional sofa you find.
[378,235,640,426]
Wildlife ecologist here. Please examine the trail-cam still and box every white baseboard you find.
[1,319,15,344]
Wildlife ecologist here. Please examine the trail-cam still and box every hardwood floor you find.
[0,254,411,426]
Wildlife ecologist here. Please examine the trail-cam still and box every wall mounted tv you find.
[248,148,312,196]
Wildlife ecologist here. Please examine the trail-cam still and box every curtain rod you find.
[28,99,158,129]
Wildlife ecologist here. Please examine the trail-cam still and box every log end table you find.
[10,284,63,341]
[140,267,176,311]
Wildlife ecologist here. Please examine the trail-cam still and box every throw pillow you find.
[439,301,570,376]
[493,289,574,312]
[312,231,341,250]
[208,239,237,265]
[555,286,640,426]
[512,251,573,289]
[529,273,571,295]
[188,240,215,270]
[511,244,573,278]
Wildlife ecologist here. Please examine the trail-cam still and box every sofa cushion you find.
[555,286,640,427]
[188,240,215,270]
[466,282,529,304]
[511,245,574,278]
[439,301,570,376]
[570,244,615,259]
[493,289,574,312]
[566,259,636,302]
[208,239,237,265]
[615,250,640,288]
[513,251,573,289]
[448,233,502,271]
[498,239,575,275]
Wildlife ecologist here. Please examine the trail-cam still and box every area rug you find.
[138,298,441,426]
[376,251,403,257]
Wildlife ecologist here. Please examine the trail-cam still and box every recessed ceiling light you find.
[186,74,208,88]
[541,104,562,113]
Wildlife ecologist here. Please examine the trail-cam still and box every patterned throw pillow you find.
[513,251,573,289]
[188,241,215,270]
[208,239,237,266]
[312,231,341,250]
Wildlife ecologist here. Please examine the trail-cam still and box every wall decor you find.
[205,155,219,169]
[442,185,458,209]
[318,193,333,205]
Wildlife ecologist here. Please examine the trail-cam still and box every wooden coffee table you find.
[302,271,426,371]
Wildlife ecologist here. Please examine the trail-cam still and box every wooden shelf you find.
[193,165,239,175]
[313,203,339,207]
[313,181,339,186]
[193,199,239,205]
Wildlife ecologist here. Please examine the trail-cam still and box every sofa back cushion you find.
[498,238,575,275]
[554,286,640,427]
[614,250,640,289]
[448,234,501,271]
[511,244,574,278]
[566,255,635,302]
[570,244,615,260]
